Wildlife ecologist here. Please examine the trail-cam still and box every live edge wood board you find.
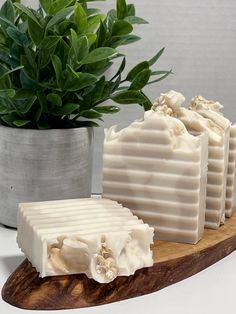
[2,211,236,310]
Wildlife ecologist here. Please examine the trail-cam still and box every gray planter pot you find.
[0,126,93,228]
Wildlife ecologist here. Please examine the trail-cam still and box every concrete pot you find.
[0,126,93,228]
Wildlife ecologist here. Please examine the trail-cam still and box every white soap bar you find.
[225,125,236,217]
[102,107,208,244]
[17,198,154,283]
[153,91,228,229]
[189,96,232,219]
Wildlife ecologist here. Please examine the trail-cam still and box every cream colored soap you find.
[153,91,229,229]
[102,107,208,244]
[189,96,235,218]
[226,125,236,217]
[17,198,154,283]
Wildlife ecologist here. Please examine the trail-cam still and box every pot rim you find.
[0,124,93,133]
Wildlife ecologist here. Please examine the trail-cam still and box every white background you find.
[1,0,236,192]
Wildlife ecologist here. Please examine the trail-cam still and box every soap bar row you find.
[102,91,236,244]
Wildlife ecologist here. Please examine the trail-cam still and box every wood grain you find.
[2,212,236,310]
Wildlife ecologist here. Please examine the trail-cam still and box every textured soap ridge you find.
[153,91,229,229]
[189,95,233,220]
[17,198,154,283]
[103,109,208,244]
[225,125,236,217]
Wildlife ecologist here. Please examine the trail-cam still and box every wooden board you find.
[2,212,236,310]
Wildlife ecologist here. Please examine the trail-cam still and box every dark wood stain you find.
[2,212,236,310]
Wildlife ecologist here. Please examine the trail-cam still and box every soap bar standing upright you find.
[103,108,208,244]
[225,125,236,217]
[154,91,229,229]
[189,96,233,218]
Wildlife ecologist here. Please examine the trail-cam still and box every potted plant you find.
[0,0,171,227]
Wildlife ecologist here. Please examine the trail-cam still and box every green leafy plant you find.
[0,0,171,129]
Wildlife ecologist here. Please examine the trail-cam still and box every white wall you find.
[1,0,236,192]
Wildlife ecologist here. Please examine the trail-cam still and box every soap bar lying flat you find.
[102,108,208,244]
[153,91,228,229]
[17,198,154,283]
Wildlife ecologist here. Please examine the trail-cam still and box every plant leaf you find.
[1,113,19,126]
[80,109,102,119]
[6,27,30,47]
[151,70,172,76]
[81,47,118,65]
[87,14,106,33]
[106,9,117,32]
[112,20,133,36]
[47,93,62,107]
[39,0,52,14]
[139,91,153,111]
[110,34,140,48]
[111,90,147,104]
[51,55,63,88]
[0,13,16,31]
[147,70,172,85]
[126,61,149,81]
[18,96,37,114]
[40,36,61,50]
[28,16,44,46]
[129,68,151,90]
[20,70,37,89]
[117,0,127,19]
[69,31,88,65]
[52,103,79,116]
[20,55,36,80]
[65,66,98,91]
[0,47,18,67]
[46,6,74,29]
[95,105,120,114]
[13,119,30,127]
[0,89,15,98]
[124,16,148,24]
[77,35,89,61]
[149,47,165,66]
[0,65,23,81]
[110,57,126,81]
[49,0,74,15]
[86,8,101,17]
[74,3,87,34]
[127,4,135,16]
[0,0,15,23]
[86,33,97,46]
[14,3,41,27]
[14,89,35,100]
[39,44,57,68]
[97,19,108,47]
[58,20,78,35]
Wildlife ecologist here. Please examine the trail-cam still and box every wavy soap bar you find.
[226,125,236,217]
[102,108,208,244]
[17,198,154,283]
[189,96,235,218]
[153,91,229,229]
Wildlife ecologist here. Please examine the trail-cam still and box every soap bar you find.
[226,125,236,217]
[154,91,228,229]
[189,96,233,218]
[17,198,154,283]
[102,107,208,244]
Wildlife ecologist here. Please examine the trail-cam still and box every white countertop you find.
[1,223,236,314]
